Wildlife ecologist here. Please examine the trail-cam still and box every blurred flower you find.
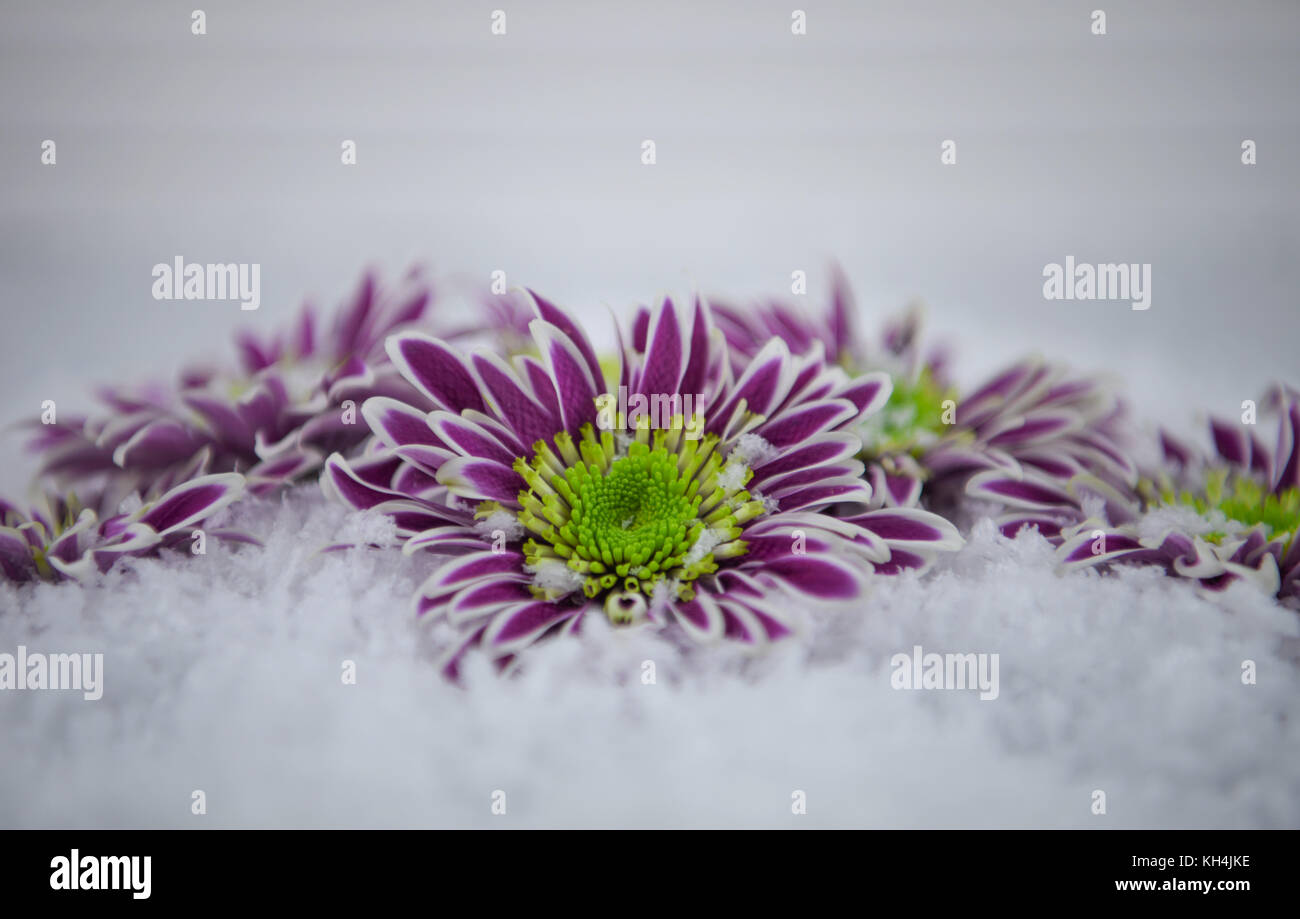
[322,292,962,676]
[1048,384,1298,605]
[28,266,460,512]
[969,384,1299,605]
[0,474,249,584]
[712,270,1135,512]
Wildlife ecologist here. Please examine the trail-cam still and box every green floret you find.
[859,367,955,457]
[507,421,764,620]
[1154,468,1299,546]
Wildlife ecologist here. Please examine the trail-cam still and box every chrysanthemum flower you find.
[28,267,448,512]
[321,293,962,675]
[1023,384,1299,606]
[711,272,1136,513]
[0,473,247,584]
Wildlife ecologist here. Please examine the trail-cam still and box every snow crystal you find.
[336,506,400,547]
[716,462,749,492]
[683,526,729,566]
[727,433,778,468]
[473,508,524,542]
[752,490,780,514]
[525,558,585,595]
[1136,503,1216,542]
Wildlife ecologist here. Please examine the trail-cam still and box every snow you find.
[715,462,751,493]
[2,490,1297,828]
[682,526,731,567]
[525,558,585,596]
[726,433,779,469]
[473,508,524,543]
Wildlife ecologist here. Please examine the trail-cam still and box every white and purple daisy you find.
[28,267,448,511]
[712,271,1136,513]
[321,292,962,675]
[1022,384,1299,606]
[0,473,248,584]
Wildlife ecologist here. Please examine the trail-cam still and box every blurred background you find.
[2,0,1297,497]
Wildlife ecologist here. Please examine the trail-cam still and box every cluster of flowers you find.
[5,266,1296,675]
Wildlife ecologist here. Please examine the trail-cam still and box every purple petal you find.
[713,338,791,423]
[670,592,725,641]
[520,356,562,421]
[757,398,856,447]
[386,333,487,414]
[111,418,202,469]
[182,393,254,447]
[763,555,861,599]
[749,432,860,485]
[1274,398,1300,492]
[827,265,856,363]
[997,515,1066,540]
[1210,417,1249,467]
[869,465,923,508]
[436,456,526,503]
[138,473,244,534]
[636,299,685,399]
[431,549,525,590]
[1159,429,1193,466]
[427,412,520,467]
[484,600,576,650]
[873,548,928,575]
[850,508,961,547]
[533,320,599,435]
[0,529,37,581]
[768,477,873,512]
[678,299,712,397]
[966,471,1075,510]
[235,331,278,372]
[449,579,534,620]
[526,289,606,397]
[469,352,557,447]
[322,454,406,510]
[361,397,438,449]
[986,411,1080,447]
[1058,531,1146,565]
[836,373,891,416]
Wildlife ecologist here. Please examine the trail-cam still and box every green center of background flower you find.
[859,367,954,457]
[504,421,763,623]
[1155,469,1299,546]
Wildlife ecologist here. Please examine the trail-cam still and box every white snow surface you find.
[2,487,1297,829]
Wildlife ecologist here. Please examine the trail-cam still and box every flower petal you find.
[137,473,244,535]
[386,333,487,414]
[532,319,600,435]
[436,456,526,503]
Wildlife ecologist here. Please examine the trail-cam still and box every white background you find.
[2,0,1298,495]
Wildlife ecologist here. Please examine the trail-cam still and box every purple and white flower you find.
[1052,385,1298,604]
[322,292,962,676]
[712,271,1135,513]
[972,384,1299,605]
[28,267,451,511]
[0,473,249,584]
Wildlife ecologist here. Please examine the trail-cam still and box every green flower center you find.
[1153,469,1299,546]
[859,367,954,457]
[502,420,765,623]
